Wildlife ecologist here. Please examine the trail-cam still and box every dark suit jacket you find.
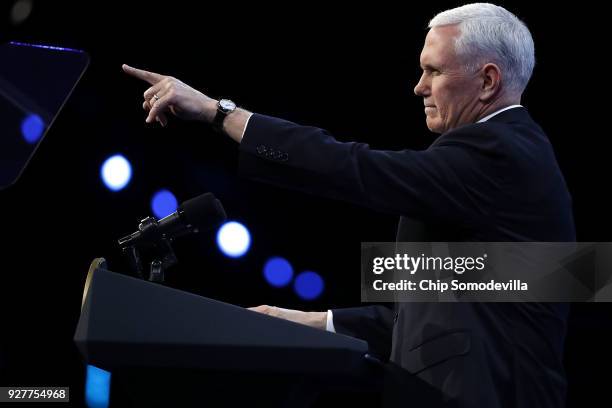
[238,107,575,407]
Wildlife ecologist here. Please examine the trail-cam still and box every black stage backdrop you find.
[0,1,608,407]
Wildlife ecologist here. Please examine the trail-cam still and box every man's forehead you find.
[420,25,460,65]
[426,25,460,45]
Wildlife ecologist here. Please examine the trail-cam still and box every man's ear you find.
[479,63,502,102]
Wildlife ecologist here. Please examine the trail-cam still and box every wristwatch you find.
[212,99,237,133]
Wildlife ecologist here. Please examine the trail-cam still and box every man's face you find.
[414,26,483,134]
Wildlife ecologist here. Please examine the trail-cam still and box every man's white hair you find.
[429,3,534,95]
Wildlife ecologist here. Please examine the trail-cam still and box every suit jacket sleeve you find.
[238,113,490,224]
[331,305,395,361]
[237,113,498,358]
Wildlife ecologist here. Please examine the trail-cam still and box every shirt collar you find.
[477,105,523,123]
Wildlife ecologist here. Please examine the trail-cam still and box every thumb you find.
[248,305,271,313]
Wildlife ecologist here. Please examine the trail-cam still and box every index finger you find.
[122,64,165,85]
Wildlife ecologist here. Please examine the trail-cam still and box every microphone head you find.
[179,192,227,231]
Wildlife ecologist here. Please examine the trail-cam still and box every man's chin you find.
[426,118,443,134]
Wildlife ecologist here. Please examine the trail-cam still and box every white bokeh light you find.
[216,221,251,258]
[100,154,132,191]
[10,0,33,26]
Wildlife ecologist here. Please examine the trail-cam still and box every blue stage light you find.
[9,41,84,53]
[100,154,132,191]
[263,257,293,287]
[216,221,251,258]
[85,365,111,408]
[294,271,324,300]
[151,189,178,218]
[21,114,44,144]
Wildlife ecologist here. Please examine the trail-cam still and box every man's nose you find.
[414,74,429,96]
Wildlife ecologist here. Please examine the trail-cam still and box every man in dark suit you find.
[123,3,574,406]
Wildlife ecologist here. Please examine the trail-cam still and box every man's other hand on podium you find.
[248,305,327,330]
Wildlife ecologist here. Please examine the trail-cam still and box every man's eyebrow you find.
[420,63,437,70]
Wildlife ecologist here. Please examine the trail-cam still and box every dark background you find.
[0,1,609,406]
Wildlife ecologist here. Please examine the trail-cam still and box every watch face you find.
[219,99,236,112]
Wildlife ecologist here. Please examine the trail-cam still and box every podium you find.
[74,259,383,407]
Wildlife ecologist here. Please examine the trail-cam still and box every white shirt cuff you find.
[239,112,254,142]
[326,310,336,333]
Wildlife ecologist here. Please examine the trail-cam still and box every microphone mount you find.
[119,216,180,283]
[117,192,227,284]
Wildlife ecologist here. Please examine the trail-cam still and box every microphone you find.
[118,192,227,248]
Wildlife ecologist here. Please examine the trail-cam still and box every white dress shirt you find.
[477,105,523,123]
